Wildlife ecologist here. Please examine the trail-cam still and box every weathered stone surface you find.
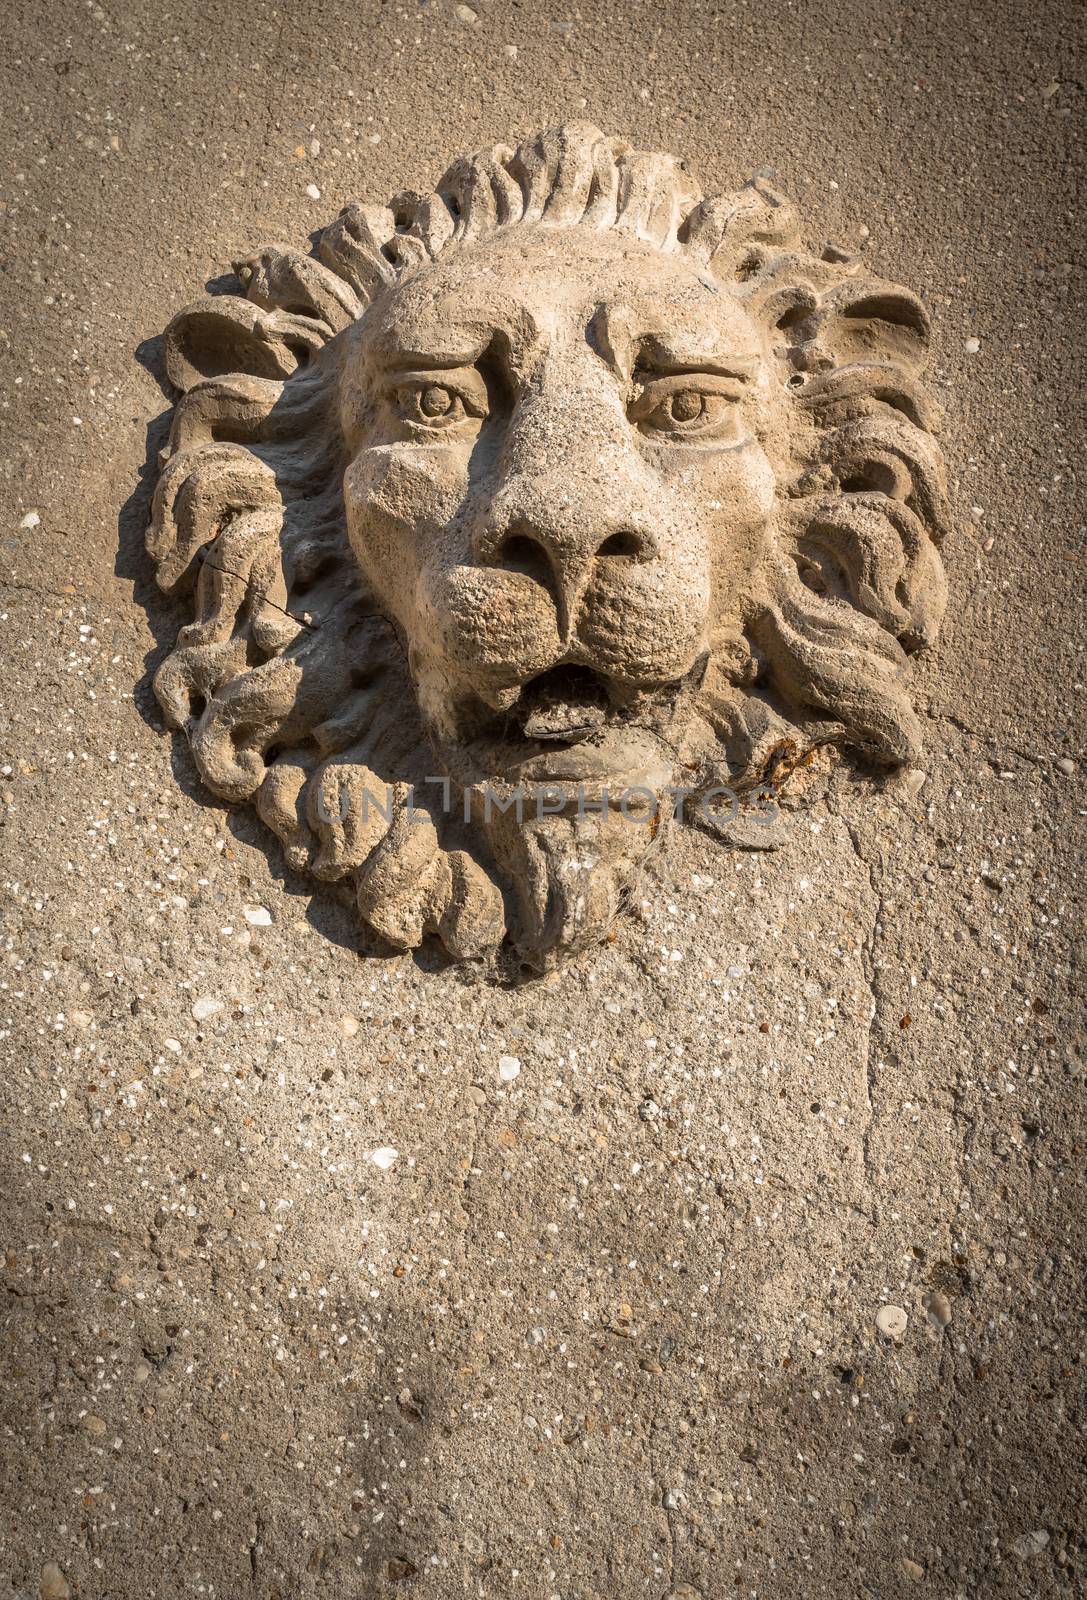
[147,124,948,972]
[0,4,1083,1599]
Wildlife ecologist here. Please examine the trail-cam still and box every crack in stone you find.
[943,711,1045,768]
[199,556,391,643]
[457,1088,486,1226]
[648,1398,678,1592]
[840,813,882,1206]
[198,556,320,633]
[0,576,85,604]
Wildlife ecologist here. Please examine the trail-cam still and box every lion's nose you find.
[475,487,658,639]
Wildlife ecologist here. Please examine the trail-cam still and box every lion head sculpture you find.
[146,122,948,971]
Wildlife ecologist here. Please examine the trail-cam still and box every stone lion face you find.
[339,228,776,795]
[145,123,949,972]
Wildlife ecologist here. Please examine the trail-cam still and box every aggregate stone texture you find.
[0,2,1083,1597]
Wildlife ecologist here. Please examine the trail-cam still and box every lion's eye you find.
[420,385,455,418]
[398,383,463,426]
[631,378,743,444]
[667,390,705,424]
[389,371,489,437]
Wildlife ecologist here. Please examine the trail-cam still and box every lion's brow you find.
[635,333,758,381]
[375,338,491,373]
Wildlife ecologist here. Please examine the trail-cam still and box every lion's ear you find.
[163,297,328,392]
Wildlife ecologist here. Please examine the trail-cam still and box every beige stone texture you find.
[0,4,1082,1599]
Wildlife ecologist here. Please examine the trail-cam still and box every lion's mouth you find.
[452,660,702,781]
[514,665,612,743]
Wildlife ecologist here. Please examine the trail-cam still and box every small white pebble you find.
[875,1303,908,1339]
[498,1054,521,1082]
[305,183,321,200]
[455,3,477,20]
[965,337,981,354]
[244,904,272,926]
[19,511,40,529]
[1055,756,1075,776]
[191,996,224,1022]
[38,1564,70,1600]
[340,1014,360,1038]
[164,1038,182,1053]
[371,1146,398,1170]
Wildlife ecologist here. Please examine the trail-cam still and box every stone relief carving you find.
[146,122,948,971]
